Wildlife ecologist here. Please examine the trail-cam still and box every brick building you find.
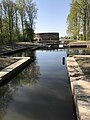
[34,32,59,43]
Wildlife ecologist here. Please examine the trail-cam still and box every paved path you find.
[67,55,90,120]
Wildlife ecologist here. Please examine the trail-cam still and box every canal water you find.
[0,49,76,120]
[66,47,90,55]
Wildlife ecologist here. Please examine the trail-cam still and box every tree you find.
[0,3,3,43]
[13,2,21,41]
[25,0,37,42]
[16,0,25,41]
[0,0,38,44]
[1,0,15,43]
[67,0,90,41]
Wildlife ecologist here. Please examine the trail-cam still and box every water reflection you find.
[14,61,40,85]
[12,50,36,61]
[66,48,90,55]
[0,61,40,120]
[0,50,76,120]
[0,82,18,120]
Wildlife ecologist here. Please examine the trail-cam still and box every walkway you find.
[67,55,90,120]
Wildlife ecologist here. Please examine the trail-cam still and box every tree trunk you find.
[83,9,87,41]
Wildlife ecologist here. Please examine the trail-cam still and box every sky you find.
[0,0,71,37]
[33,0,71,37]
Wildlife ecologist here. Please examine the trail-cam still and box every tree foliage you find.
[0,0,37,44]
[67,0,90,40]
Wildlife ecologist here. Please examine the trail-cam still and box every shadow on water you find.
[0,60,40,120]
[0,51,36,87]
[0,49,77,120]
[12,49,36,57]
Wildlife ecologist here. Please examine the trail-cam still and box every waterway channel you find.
[0,49,80,120]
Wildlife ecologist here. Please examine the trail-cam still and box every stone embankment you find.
[67,55,90,120]
[0,44,39,84]
[0,44,39,55]
[0,57,31,84]
[64,41,90,48]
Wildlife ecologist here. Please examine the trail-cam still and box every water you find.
[66,48,90,55]
[0,49,76,120]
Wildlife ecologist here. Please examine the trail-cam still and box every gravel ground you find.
[0,44,29,55]
[0,57,19,71]
[75,57,90,75]
[0,44,29,71]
